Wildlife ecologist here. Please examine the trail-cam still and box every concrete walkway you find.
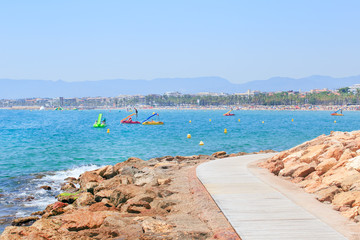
[196,154,349,240]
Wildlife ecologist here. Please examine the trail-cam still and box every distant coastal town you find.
[2,84,360,110]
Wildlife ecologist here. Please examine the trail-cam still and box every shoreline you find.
[0,150,274,238]
[1,105,360,111]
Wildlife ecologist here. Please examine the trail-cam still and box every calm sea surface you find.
[0,109,359,232]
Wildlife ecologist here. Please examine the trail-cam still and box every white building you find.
[349,84,360,93]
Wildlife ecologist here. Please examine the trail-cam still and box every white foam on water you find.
[15,210,28,218]
[16,164,103,210]
[40,164,102,183]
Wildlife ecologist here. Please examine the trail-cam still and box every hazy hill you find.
[1,75,359,99]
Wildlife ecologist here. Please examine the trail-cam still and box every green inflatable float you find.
[93,113,106,128]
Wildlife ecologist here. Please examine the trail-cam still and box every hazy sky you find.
[0,1,359,83]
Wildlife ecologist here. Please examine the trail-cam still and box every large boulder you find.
[141,218,174,233]
[316,158,337,175]
[279,163,307,177]
[212,151,227,158]
[346,156,360,171]
[298,144,326,163]
[94,165,116,179]
[79,171,104,189]
[60,182,77,192]
[332,191,360,207]
[59,210,110,231]
[292,164,315,178]
[315,186,341,202]
[74,192,96,207]
[94,189,113,202]
[11,216,39,226]
[109,187,135,207]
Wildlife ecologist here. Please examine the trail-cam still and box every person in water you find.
[134,108,138,117]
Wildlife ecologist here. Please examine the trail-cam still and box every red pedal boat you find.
[121,119,141,124]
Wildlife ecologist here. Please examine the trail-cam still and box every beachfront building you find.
[349,84,360,94]
[196,92,227,96]
[234,89,260,97]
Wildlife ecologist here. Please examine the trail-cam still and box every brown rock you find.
[102,213,143,238]
[79,171,103,189]
[213,228,240,240]
[64,176,78,183]
[322,168,358,188]
[261,160,284,175]
[127,200,151,213]
[109,188,134,207]
[341,206,360,219]
[325,146,344,160]
[212,151,227,158]
[114,157,147,173]
[74,192,96,207]
[292,165,315,178]
[119,166,140,177]
[339,149,356,163]
[350,181,360,191]
[315,186,341,202]
[53,201,68,209]
[279,163,307,177]
[340,173,360,191]
[346,156,360,172]
[332,191,360,207]
[60,182,77,192]
[94,189,113,202]
[141,218,174,233]
[89,202,116,211]
[298,144,326,163]
[316,158,337,175]
[158,190,174,198]
[198,154,216,160]
[40,185,51,191]
[94,165,116,179]
[31,210,45,216]
[11,216,39,226]
[157,178,171,185]
[59,210,109,231]
[83,181,99,194]
[282,151,304,163]
[154,162,179,171]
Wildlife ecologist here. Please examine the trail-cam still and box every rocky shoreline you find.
[260,130,360,223]
[0,150,274,240]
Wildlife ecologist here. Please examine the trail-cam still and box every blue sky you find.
[0,0,359,83]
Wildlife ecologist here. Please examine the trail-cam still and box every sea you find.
[0,109,359,232]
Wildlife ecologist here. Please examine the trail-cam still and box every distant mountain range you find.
[1,75,359,99]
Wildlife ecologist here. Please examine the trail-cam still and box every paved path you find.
[196,154,348,240]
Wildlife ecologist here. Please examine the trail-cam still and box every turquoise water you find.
[0,109,359,231]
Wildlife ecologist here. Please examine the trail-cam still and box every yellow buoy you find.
[334,120,336,123]
[238,119,240,122]
[199,141,204,146]
[189,120,191,123]
[224,128,227,134]
[262,121,264,124]
[209,119,211,122]
[291,118,294,122]
[187,134,191,139]
[107,129,110,133]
